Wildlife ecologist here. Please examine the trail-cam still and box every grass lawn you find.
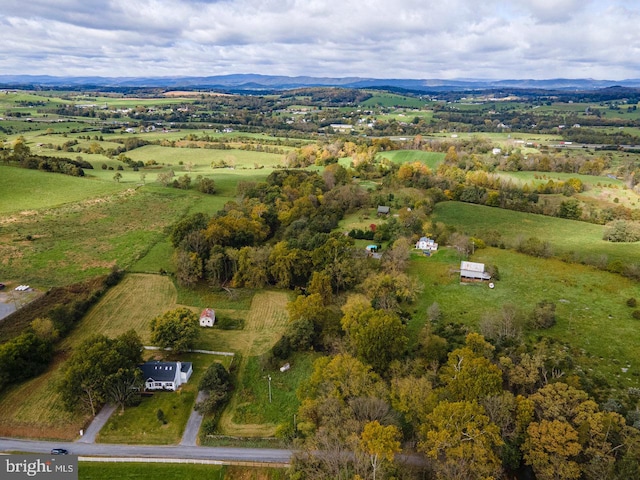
[79,463,226,480]
[432,201,640,265]
[231,352,317,427]
[406,247,640,392]
[79,462,288,480]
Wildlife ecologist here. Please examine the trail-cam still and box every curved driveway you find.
[0,438,292,464]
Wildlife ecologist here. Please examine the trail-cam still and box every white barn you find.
[460,261,491,282]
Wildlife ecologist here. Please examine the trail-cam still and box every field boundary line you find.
[143,346,235,356]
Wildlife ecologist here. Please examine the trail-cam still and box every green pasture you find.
[432,201,640,264]
[407,247,640,391]
[496,170,626,189]
[377,149,444,168]
[0,166,126,213]
[0,187,194,287]
[360,93,428,108]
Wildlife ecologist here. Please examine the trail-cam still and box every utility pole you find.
[268,375,272,403]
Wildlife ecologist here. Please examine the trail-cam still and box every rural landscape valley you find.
[1,81,640,480]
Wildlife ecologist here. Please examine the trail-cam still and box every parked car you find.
[50,448,69,455]
[0,283,5,290]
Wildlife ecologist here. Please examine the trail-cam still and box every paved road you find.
[181,391,207,446]
[0,438,292,464]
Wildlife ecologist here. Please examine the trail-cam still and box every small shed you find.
[199,308,215,327]
[377,205,390,215]
[460,261,491,282]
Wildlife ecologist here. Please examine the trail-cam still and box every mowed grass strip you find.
[79,462,226,480]
[407,247,640,391]
[432,201,640,264]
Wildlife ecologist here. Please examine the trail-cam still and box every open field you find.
[377,149,444,168]
[125,145,285,170]
[0,356,89,440]
[230,353,316,427]
[407,247,640,392]
[60,274,178,347]
[0,183,194,287]
[0,166,126,214]
[432,201,640,264]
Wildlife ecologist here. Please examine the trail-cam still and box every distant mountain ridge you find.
[1,74,640,91]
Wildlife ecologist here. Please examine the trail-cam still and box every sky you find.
[1,0,639,80]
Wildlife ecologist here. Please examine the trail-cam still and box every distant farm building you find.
[139,361,193,391]
[416,237,438,254]
[200,308,215,327]
[460,261,491,283]
[377,206,390,215]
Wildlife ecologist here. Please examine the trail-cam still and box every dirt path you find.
[217,291,289,437]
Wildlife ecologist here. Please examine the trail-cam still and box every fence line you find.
[77,456,288,468]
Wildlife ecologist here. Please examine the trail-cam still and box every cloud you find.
[0,0,638,79]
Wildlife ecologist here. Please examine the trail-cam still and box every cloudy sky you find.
[1,0,639,80]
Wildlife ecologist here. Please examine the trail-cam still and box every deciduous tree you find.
[150,308,199,354]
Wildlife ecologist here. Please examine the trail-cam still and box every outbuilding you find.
[199,308,216,327]
[460,261,491,282]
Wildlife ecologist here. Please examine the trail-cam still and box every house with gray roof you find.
[138,360,193,391]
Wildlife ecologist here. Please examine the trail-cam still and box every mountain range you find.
[1,74,640,91]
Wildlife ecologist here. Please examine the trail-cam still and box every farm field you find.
[0,185,195,287]
[407,247,640,392]
[432,201,640,264]
[0,166,126,214]
[60,273,178,347]
[0,356,89,440]
[377,149,444,168]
